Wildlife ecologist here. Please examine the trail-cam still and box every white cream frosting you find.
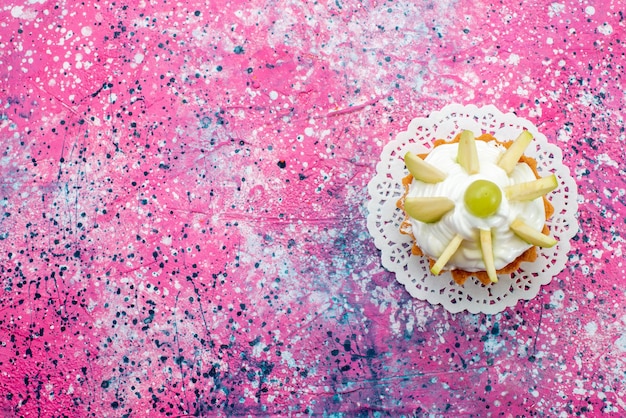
[407,140,546,271]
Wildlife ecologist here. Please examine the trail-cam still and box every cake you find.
[397,130,557,286]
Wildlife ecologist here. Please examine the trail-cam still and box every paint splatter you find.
[0,0,625,416]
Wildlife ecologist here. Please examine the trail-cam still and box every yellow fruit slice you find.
[457,130,479,174]
[497,130,533,175]
[504,174,558,201]
[431,234,463,275]
[479,228,498,283]
[404,152,447,183]
[404,197,455,223]
[510,218,557,248]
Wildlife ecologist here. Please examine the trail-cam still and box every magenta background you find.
[1,0,625,416]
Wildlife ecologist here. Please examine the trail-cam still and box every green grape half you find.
[464,180,502,218]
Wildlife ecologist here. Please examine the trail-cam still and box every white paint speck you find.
[548,3,565,18]
[507,53,520,65]
[483,337,505,354]
[584,321,597,336]
[550,289,565,309]
[557,127,571,142]
[281,350,297,368]
[585,6,595,15]
[516,85,529,96]
[597,153,619,168]
[598,23,613,35]
[11,6,24,17]
[615,333,626,352]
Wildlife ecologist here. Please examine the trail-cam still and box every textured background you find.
[1,0,625,416]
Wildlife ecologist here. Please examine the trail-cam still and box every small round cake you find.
[367,104,578,313]
[397,131,556,285]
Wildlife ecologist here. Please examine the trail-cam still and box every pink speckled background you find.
[1,0,625,416]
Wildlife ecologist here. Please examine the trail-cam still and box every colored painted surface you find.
[0,0,624,416]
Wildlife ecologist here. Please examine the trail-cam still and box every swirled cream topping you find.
[407,140,545,271]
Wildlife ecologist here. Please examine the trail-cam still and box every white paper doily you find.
[367,104,579,314]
